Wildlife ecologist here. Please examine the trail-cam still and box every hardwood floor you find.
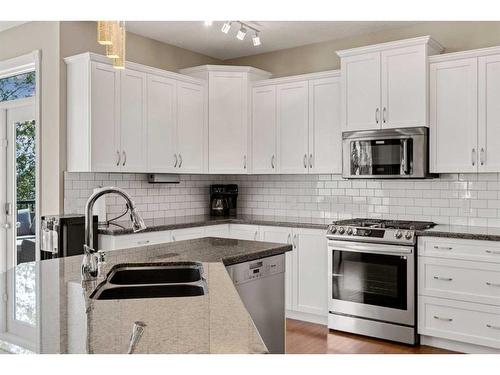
[285,319,457,354]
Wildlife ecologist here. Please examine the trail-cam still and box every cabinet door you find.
[251,85,277,174]
[209,72,248,173]
[276,81,309,174]
[120,69,148,172]
[308,76,342,174]
[261,226,293,311]
[177,80,207,173]
[229,224,260,241]
[147,74,177,173]
[171,227,205,242]
[381,45,427,129]
[90,62,121,172]
[293,228,328,316]
[478,54,500,172]
[430,58,478,173]
[204,224,230,238]
[341,52,381,131]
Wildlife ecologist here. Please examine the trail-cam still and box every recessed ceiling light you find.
[236,26,247,41]
[204,21,213,26]
[252,33,261,46]
[221,22,231,34]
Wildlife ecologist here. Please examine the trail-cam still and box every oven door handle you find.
[328,241,413,255]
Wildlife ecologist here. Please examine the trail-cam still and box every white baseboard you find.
[421,335,500,354]
[286,310,327,325]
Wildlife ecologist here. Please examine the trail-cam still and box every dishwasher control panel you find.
[227,254,285,285]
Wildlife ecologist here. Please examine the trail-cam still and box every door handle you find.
[303,154,307,169]
[271,154,275,169]
[433,245,453,251]
[472,148,476,166]
[178,153,182,168]
[122,151,127,166]
[375,108,380,124]
[287,233,291,244]
[292,234,297,248]
[174,154,178,167]
[116,150,121,166]
[433,316,453,322]
[254,231,258,240]
[1,223,11,229]
[486,282,500,287]
[486,250,500,255]
[309,154,313,169]
[480,147,485,166]
[433,276,453,281]
[383,107,387,124]
[243,155,247,169]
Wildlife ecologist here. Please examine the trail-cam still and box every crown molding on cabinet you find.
[252,69,340,87]
[179,64,273,78]
[429,45,500,63]
[63,52,207,86]
[336,35,444,58]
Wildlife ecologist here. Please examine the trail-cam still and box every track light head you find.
[252,32,261,46]
[221,22,231,34]
[236,26,247,40]
[204,21,213,26]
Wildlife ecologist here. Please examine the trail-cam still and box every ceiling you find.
[0,21,27,32]
[126,21,419,60]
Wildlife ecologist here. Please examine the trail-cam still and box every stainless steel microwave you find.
[342,127,432,179]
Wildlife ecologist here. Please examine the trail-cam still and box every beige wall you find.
[225,21,500,77]
[0,21,61,216]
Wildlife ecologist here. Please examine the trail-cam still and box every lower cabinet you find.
[203,224,230,238]
[171,227,206,242]
[229,224,261,241]
[418,237,500,352]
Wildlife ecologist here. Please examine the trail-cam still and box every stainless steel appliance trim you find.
[327,240,413,255]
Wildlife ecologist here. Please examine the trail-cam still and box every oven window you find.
[350,139,413,175]
[332,250,407,310]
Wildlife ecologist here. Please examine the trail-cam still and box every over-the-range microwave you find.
[342,127,434,179]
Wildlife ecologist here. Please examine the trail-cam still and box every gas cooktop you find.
[326,218,436,245]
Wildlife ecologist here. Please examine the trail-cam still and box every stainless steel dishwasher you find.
[226,254,285,354]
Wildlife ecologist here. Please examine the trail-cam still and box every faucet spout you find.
[82,187,146,281]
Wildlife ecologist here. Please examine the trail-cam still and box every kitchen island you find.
[0,237,291,354]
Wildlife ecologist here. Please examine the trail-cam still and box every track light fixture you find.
[213,21,262,47]
[236,26,247,41]
[221,21,232,34]
[252,32,261,46]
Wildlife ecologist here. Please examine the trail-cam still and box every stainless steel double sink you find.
[90,262,208,300]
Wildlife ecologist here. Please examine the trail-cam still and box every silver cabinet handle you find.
[174,154,178,167]
[271,154,275,169]
[433,316,453,322]
[309,154,313,169]
[243,155,247,169]
[472,148,476,166]
[332,273,344,277]
[178,153,182,168]
[287,233,291,244]
[480,147,485,166]
[122,151,127,166]
[303,154,307,169]
[172,235,176,242]
[433,245,453,250]
[292,234,297,248]
[433,276,453,281]
[254,231,258,240]
[486,282,500,287]
[486,324,500,330]
[375,108,380,124]
[127,321,146,354]
[486,249,500,255]
[116,150,121,166]
[383,107,387,124]
[137,240,150,245]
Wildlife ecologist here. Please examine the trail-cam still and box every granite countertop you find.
[417,224,500,241]
[0,237,291,354]
[98,214,329,236]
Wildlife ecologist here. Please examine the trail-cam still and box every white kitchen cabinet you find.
[429,47,500,173]
[176,80,207,173]
[171,227,206,242]
[98,230,172,250]
[308,76,342,173]
[120,68,148,172]
[204,224,230,238]
[337,36,443,132]
[146,74,177,173]
[180,65,272,174]
[251,85,277,173]
[429,58,478,173]
[229,224,261,241]
[276,81,310,174]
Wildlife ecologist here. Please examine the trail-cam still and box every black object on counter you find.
[209,184,238,217]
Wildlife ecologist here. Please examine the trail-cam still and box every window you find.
[0,71,36,102]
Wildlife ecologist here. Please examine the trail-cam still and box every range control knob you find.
[405,231,413,240]
[394,230,403,239]
[338,227,345,234]
[329,225,337,234]
[346,227,353,235]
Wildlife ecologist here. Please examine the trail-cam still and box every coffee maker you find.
[210,184,238,217]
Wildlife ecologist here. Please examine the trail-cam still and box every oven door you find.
[342,127,428,179]
[327,240,414,326]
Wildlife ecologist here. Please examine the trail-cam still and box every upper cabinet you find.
[251,71,342,174]
[337,36,443,132]
[430,47,500,173]
[65,53,207,173]
[180,65,272,174]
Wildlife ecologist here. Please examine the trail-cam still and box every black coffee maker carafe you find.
[210,184,238,216]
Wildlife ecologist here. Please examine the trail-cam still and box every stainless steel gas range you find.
[326,218,435,344]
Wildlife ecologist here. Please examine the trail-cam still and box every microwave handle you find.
[402,138,410,175]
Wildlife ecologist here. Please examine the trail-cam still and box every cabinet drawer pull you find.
[433,316,453,322]
[271,154,275,169]
[309,154,313,169]
[122,151,127,166]
[243,155,247,169]
[287,233,291,244]
[178,153,182,168]
[137,240,150,245]
[382,107,387,124]
[292,234,297,248]
[254,231,258,240]
[433,245,453,250]
[303,154,307,169]
[174,154,178,167]
[375,108,379,124]
[116,150,121,166]
[480,147,486,166]
[486,282,500,287]
[172,235,176,242]
[433,276,453,281]
[472,148,476,166]
[486,249,500,255]
[486,324,500,330]
[332,273,344,277]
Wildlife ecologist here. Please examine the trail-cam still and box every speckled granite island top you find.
[0,237,291,354]
[98,214,329,235]
[417,224,500,242]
